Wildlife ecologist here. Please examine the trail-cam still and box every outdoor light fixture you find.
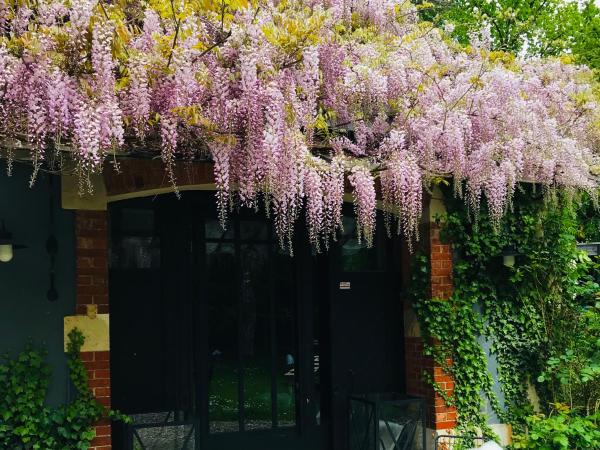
[501,246,518,268]
[0,236,12,263]
[577,242,600,256]
[0,220,27,263]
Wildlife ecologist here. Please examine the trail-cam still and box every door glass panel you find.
[240,220,269,241]
[340,216,383,272]
[273,248,297,428]
[241,244,272,430]
[312,322,321,426]
[207,242,239,434]
[205,215,300,436]
[205,218,234,240]
[120,208,155,234]
[110,236,160,269]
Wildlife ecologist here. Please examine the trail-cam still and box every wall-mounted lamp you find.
[577,242,600,256]
[0,220,26,263]
[501,246,519,268]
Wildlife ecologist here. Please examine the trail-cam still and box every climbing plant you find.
[409,250,498,435]
[0,328,128,449]
[409,183,600,435]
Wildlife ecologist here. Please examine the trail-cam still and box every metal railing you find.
[127,411,199,450]
[349,394,426,450]
[434,434,486,450]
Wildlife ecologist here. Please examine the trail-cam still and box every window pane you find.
[273,250,297,427]
[110,236,160,269]
[340,216,382,272]
[205,219,234,240]
[207,242,239,433]
[240,220,269,241]
[120,208,155,234]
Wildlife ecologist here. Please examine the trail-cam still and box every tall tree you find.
[420,0,600,69]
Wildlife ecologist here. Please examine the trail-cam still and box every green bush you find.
[0,329,128,449]
[537,304,600,416]
[512,405,600,450]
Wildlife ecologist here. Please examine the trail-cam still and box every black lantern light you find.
[0,220,27,263]
[501,246,519,267]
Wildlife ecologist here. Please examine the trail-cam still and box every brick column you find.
[428,223,457,430]
[75,210,112,450]
[430,224,452,300]
[404,221,457,435]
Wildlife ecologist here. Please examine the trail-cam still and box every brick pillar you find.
[75,210,112,450]
[428,223,457,430]
[430,224,453,300]
[404,221,457,435]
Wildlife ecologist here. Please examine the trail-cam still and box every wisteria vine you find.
[0,0,598,249]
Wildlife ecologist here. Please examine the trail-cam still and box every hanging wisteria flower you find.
[380,131,423,245]
[0,0,597,251]
[122,55,151,139]
[304,164,325,249]
[349,165,377,247]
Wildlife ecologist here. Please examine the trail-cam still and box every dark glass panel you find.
[340,216,383,272]
[240,220,269,241]
[240,243,272,431]
[206,242,239,433]
[109,236,160,270]
[273,247,297,427]
[120,208,155,234]
[205,219,234,240]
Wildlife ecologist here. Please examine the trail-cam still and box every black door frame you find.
[188,194,324,449]
[324,207,406,450]
[109,193,405,450]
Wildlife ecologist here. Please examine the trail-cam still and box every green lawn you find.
[209,361,295,423]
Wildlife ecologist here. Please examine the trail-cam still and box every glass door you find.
[192,198,326,450]
[109,192,327,450]
[326,212,405,450]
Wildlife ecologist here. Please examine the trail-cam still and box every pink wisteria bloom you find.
[0,0,597,248]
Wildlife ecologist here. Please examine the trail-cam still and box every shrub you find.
[0,329,127,449]
[512,405,600,450]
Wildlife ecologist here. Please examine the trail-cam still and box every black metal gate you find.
[348,395,426,450]
[127,412,199,450]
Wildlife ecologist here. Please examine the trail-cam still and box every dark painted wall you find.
[0,163,75,405]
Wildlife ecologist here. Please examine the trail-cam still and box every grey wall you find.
[0,163,75,405]
[473,302,505,425]
[479,331,504,424]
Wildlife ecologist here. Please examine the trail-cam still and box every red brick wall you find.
[432,365,457,429]
[81,351,112,449]
[430,224,453,300]
[75,210,112,450]
[405,337,457,430]
[76,211,109,315]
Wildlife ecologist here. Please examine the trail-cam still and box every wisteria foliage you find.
[0,0,598,249]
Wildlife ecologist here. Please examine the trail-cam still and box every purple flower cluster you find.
[349,166,377,246]
[0,0,598,249]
